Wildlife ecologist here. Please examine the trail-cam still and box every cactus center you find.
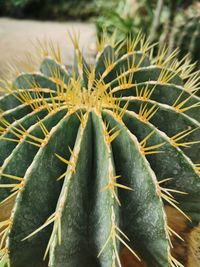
[56,78,116,113]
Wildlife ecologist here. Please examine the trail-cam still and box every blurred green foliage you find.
[0,0,98,20]
[96,0,197,40]
[96,0,200,67]
[96,0,154,39]
[10,0,30,5]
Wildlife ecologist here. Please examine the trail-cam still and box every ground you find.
[0,18,96,79]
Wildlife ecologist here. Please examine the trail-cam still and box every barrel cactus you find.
[0,32,200,267]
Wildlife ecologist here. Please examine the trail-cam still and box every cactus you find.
[0,32,200,267]
[174,14,200,67]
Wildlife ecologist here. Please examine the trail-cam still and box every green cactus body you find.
[0,33,200,267]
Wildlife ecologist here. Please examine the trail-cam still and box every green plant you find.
[171,5,200,68]
[0,0,97,20]
[96,0,154,40]
[96,1,200,69]
[0,33,200,267]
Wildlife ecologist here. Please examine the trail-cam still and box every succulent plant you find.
[174,15,200,67]
[0,32,200,267]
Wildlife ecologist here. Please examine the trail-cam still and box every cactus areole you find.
[0,33,199,267]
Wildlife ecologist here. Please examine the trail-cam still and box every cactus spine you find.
[0,32,200,267]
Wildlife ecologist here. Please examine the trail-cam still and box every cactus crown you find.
[0,32,200,267]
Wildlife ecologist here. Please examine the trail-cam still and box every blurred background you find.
[0,0,200,79]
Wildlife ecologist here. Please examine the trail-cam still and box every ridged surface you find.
[0,33,199,267]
